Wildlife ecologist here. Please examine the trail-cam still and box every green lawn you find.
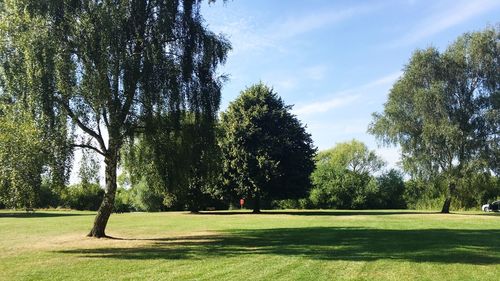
[0,210,499,280]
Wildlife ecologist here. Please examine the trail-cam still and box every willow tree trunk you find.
[441,182,456,214]
[88,149,118,238]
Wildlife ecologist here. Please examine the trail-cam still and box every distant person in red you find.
[240,199,245,209]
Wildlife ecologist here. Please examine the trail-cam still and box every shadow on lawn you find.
[58,227,500,265]
[196,210,434,216]
[0,212,92,218]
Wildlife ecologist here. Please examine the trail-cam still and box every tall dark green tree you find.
[369,26,499,213]
[219,83,316,213]
[0,0,229,237]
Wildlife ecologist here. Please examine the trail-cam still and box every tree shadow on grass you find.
[196,210,435,216]
[58,227,500,265]
[0,212,93,218]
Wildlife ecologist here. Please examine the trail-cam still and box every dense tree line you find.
[0,0,498,237]
[308,140,406,210]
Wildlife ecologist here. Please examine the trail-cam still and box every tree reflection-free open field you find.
[1,210,499,280]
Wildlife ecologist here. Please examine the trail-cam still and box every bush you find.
[272,198,312,209]
[61,183,104,211]
[36,182,62,208]
[310,169,378,209]
[374,169,406,209]
[455,174,500,210]
[403,174,500,211]
[113,187,133,213]
[128,178,165,212]
[404,178,447,210]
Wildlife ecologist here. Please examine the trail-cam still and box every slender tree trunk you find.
[88,151,118,238]
[253,195,261,213]
[441,182,456,214]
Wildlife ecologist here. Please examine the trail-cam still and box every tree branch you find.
[71,143,105,156]
[58,99,108,153]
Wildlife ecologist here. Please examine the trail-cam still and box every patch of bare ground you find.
[3,231,221,256]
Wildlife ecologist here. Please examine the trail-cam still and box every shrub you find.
[61,183,104,211]
[374,169,407,209]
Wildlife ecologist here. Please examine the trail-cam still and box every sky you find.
[200,0,500,169]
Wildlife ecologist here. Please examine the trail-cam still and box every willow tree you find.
[123,112,222,213]
[369,27,499,213]
[0,1,73,208]
[0,0,229,237]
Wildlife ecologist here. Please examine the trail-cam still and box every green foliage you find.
[0,0,73,194]
[315,139,385,174]
[113,187,133,213]
[60,183,104,211]
[272,198,313,209]
[123,113,222,212]
[403,174,500,211]
[310,140,387,209]
[37,180,62,208]
[128,177,165,212]
[0,0,230,234]
[375,169,407,209]
[369,26,500,212]
[455,173,500,209]
[0,106,44,208]
[219,83,316,211]
[78,150,100,186]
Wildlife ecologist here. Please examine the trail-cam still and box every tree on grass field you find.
[369,27,499,213]
[310,140,387,209]
[0,0,229,237]
[219,83,316,213]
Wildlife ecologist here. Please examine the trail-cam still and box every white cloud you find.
[309,119,369,136]
[389,0,500,47]
[271,4,378,40]
[293,71,401,115]
[294,94,360,115]
[274,78,298,91]
[364,72,403,88]
[206,3,381,55]
[304,65,328,81]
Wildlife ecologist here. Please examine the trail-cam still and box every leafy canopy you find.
[369,26,499,212]
[219,83,316,209]
[0,0,230,235]
[310,140,386,209]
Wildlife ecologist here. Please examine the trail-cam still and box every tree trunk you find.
[441,197,451,213]
[253,195,261,213]
[441,182,456,214]
[88,152,118,238]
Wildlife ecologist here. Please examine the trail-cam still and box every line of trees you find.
[0,0,498,237]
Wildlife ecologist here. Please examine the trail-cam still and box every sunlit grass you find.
[0,209,499,280]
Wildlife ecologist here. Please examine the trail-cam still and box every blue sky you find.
[201,0,500,168]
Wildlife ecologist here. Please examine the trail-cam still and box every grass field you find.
[0,209,499,280]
